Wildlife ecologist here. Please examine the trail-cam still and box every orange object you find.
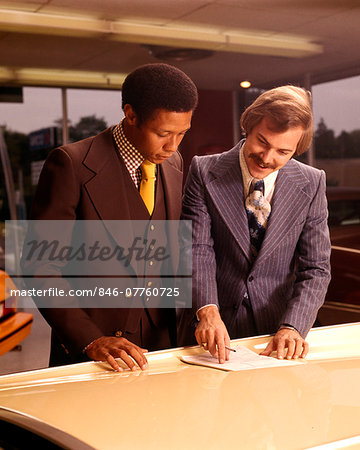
[0,270,33,356]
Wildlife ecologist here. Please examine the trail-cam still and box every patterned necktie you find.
[140,160,156,215]
[245,179,271,257]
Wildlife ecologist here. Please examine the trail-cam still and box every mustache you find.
[249,153,276,169]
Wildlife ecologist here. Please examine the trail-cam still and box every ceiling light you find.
[0,67,127,89]
[0,9,323,58]
[240,81,251,89]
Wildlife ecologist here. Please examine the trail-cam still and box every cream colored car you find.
[0,322,359,449]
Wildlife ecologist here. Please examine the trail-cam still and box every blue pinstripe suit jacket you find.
[178,141,331,344]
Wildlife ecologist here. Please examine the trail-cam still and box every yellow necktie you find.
[140,160,156,215]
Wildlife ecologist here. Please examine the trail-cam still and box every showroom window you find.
[0,86,122,223]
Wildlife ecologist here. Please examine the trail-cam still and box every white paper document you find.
[181,345,302,371]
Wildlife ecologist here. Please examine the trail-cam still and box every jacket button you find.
[115,330,123,338]
[248,276,254,282]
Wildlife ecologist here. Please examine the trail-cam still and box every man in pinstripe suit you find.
[178,86,331,363]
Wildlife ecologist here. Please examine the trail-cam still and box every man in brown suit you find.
[24,64,198,371]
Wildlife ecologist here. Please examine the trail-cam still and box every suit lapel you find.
[159,155,183,275]
[81,127,139,274]
[254,160,310,267]
[160,156,183,220]
[206,146,252,263]
[82,127,134,221]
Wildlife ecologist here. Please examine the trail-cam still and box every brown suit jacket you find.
[25,126,183,363]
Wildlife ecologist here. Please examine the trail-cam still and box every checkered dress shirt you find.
[113,119,146,188]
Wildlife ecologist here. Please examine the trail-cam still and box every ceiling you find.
[0,0,359,91]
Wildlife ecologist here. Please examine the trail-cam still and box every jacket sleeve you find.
[22,147,105,358]
[280,170,331,337]
[182,156,219,309]
[177,156,221,346]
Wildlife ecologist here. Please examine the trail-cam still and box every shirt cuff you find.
[278,323,298,333]
[196,304,218,321]
[82,338,99,354]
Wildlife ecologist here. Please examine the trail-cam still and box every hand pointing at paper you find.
[195,305,230,364]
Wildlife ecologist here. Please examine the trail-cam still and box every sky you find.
[0,75,359,136]
[0,88,124,134]
[312,75,360,135]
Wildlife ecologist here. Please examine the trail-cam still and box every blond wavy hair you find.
[240,85,313,155]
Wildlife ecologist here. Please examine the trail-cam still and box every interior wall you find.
[180,89,235,182]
